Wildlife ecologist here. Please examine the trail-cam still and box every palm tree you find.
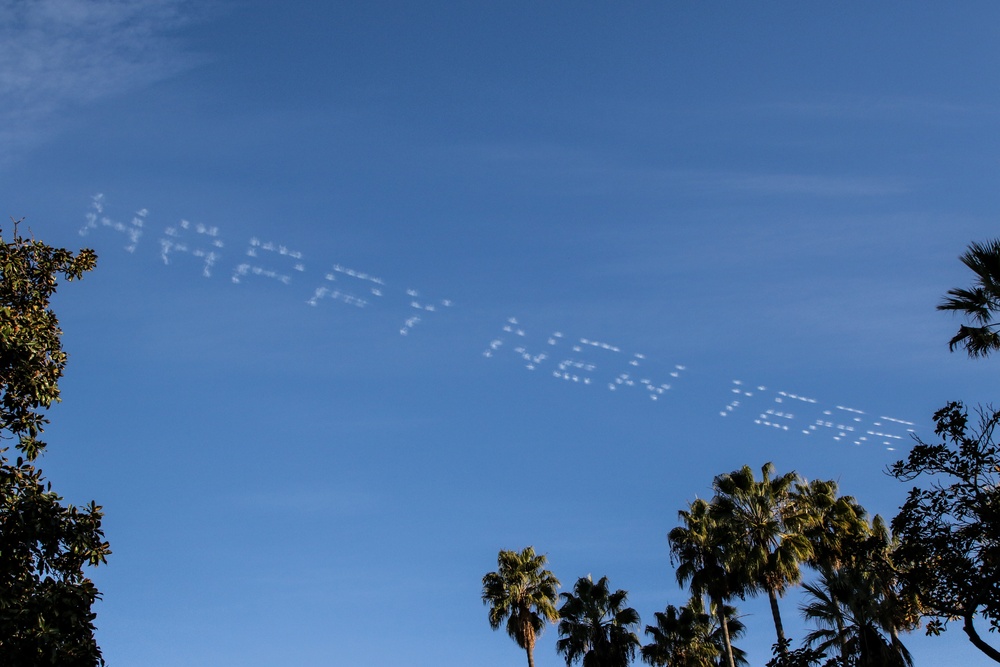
[482,546,561,667]
[703,602,748,667]
[794,479,868,576]
[793,479,870,667]
[556,575,641,667]
[938,237,1000,357]
[801,567,913,667]
[800,516,918,667]
[856,516,920,660]
[669,499,743,667]
[711,463,812,653]
[641,597,748,667]
[641,602,715,667]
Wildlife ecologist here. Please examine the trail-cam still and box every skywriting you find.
[81,193,918,451]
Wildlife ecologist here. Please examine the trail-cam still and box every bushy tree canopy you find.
[889,401,1000,662]
[0,222,109,666]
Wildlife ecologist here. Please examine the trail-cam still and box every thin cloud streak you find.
[755,94,995,123]
[0,0,204,160]
[710,172,907,197]
[464,142,906,199]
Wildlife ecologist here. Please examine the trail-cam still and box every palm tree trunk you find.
[889,625,904,666]
[525,644,535,667]
[768,588,787,652]
[714,594,736,667]
[828,588,849,667]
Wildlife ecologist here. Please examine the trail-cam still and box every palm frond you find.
[940,238,1000,358]
[558,575,641,667]
[947,324,1000,356]
[482,546,561,659]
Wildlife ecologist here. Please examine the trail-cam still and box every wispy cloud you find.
[0,0,205,161]
[465,141,907,200]
[755,93,993,122]
[705,172,907,197]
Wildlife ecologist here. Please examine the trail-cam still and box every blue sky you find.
[3,2,999,665]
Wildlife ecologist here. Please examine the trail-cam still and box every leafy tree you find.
[556,575,641,667]
[889,401,1000,662]
[764,639,833,667]
[482,546,561,667]
[711,463,812,653]
[0,222,109,666]
[640,597,747,667]
[938,238,1000,357]
[668,498,744,667]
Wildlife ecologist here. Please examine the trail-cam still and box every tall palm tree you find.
[669,499,743,667]
[794,479,868,576]
[938,237,1000,357]
[793,479,870,667]
[703,602,748,667]
[800,515,918,667]
[857,516,921,659]
[556,575,641,667]
[482,546,561,667]
[641,602,716,667]
[801,567,913,667]
[711,463,812,653]
[641,597,748,667]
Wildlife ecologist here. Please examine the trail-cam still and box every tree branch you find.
[963,610,1000,663]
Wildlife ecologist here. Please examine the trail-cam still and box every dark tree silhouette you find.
[556,575,641,667]
[938,238,1000,357]
[889,402,1000,662]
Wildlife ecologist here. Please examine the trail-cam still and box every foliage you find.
[889,401,1000,662]
[473,446,961,667]
[793,480,916,665]
[640,597,747,667]
[938,238,1000,358]
[556,575,641,667]
[711,463,812,651]
[793,479,868,579]
[764,639,834,667]
[640,601,716,667]
[800,565,913,667]
[792,479,869,667]
[0,223,96,461]
[668,498,744,667]
[0,223,108,666]
[482,546,561,667]
[0,457,109,665]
